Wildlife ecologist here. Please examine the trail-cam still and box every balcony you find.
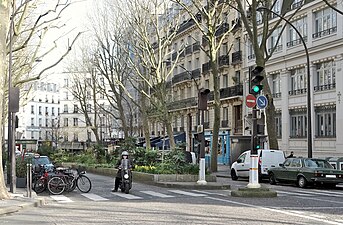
[185,45,192,55]
[202,62,211,73]
[177,18,196,34]
[192,42,200,52]
[248,54,255,60]
[202,35,209,46]
[215,23,229,37]
[218,55,229,67]
[231,51,242,64]
[167,97,197,110]
[287,37,307,47]
[209,85,243,100]
[289,88,307,96]
[314,83,336,92]
[172,69,201,85]
[312,27,337,39]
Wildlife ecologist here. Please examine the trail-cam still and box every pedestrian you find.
[287,151,294,158]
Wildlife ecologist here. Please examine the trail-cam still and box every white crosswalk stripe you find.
[294,189,343,198]
[168,190,208,197]
[111,192,143,200]
[50,195,73,203]
[140,191,174,198]
[276,190,314,197]
[81,193,109,201]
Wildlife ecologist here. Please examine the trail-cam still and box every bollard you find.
[26,163,32,198]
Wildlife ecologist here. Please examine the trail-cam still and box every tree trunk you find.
[210,52,219,172]
[0,0,11,200]
[141,92,151,149]
[165,117,175,150]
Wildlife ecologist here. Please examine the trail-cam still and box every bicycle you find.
[48,167,92,195]
[32,165,50,194]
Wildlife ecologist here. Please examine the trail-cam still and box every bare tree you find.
[0,0,80,200]
[231,0,303,150]
[173,0,236,171]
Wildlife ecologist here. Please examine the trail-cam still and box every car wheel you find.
[269,173,276,185]
[297,176,307,188]
[231,169,238,180]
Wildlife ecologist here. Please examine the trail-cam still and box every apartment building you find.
[148,2,245,151]
[15,78,60,150]
[244,0,343,157]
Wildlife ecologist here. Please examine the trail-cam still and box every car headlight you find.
[124,174,129,179]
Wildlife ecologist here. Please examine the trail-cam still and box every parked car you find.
[268,157,343,188]
[230,149,285,181]
[26,154,55,172]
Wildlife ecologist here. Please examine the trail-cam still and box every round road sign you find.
[246,94,256,108]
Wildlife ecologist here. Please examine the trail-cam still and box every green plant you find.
[16,158,30,177]
[132,147,159,166]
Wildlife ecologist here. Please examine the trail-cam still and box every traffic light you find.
[250,66,264,96]
[252,135,261,154]
[198,88,210,110]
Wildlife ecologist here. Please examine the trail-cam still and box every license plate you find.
[326,175,336,178]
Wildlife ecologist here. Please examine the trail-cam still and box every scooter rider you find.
[112,151,132,192]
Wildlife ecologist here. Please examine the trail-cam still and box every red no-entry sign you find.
[246,94,256,108]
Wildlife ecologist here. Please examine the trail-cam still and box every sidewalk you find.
[0,175,45,216]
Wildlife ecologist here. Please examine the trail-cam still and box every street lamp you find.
[256,7,312,158]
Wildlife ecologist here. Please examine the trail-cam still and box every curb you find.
[0,197,45,216]
[231,187,277,198]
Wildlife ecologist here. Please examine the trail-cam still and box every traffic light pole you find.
[247,106,261,188]
[197,108,207,185]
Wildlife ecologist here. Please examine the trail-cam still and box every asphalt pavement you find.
[0,164,231,216]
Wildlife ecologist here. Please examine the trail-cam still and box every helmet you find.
[121,151,129,157]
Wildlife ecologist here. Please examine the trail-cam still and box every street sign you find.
[256,95,268,109]
[246,94,256,108]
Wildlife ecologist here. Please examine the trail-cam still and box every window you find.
[64,91,68,100]
[38,106,42,115]
[31,131,34,139]
[235,71,240,85]
[87,91,91,100]
[73,133,78,142]
[272,73,281,98]
[290,158,301,168]
[31,118,34,126]
[39,131,42,140]
[313,7,337,38]
[290,110,307,138]
[45,107,48,115]
[271,0,280,18]
[100,78,105,87]
[222,74,228,88]
[268,27,283,53]
[31,105,34,114]
[275,113,282,138]
[205,80,209,89]
[46,119,49,127]
[64,78,69,87]
[288,17,307,47]
[64,118,68,127]
[222,43,228,55]
[315,106,336,138]
[87,104,91,112]
[290,67,307,95]
[315,60,336,91]
[73,105,78,113]
[64,104,68,113]
[223,107,228,121]
[39,118,42,127]
[52,107,55,116]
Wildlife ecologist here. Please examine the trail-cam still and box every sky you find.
[36,0,95,80]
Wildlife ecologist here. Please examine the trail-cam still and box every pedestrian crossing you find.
[48,189,217,203]
[48,188,343,204]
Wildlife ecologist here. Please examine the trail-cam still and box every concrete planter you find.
[62,163,216,183]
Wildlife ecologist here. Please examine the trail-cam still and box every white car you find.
[230,149,285,181]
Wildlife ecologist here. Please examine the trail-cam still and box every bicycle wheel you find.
[48,176,65,195]
[64,175,77,192]
[33,178,46,194]
[76,175,92,193]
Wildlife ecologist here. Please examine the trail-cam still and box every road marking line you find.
[168,190,207,197]
[111,192,143,200]
[50,195,73,203]
[192,190,228,197]
[309,189,343,197]
[140,191,174,198]
[81,193,109,201]
[277,190,313,196]
[206,196,343,225]
[295,196,343,204]
[294,189,343,197]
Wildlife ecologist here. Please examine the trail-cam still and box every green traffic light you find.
[252,85,263,93]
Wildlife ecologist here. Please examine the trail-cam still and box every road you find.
[1,173,343,225]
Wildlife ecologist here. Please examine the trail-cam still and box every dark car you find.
[268,158,343,188]
[26,154,55,172]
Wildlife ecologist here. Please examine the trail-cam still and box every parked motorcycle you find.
[119,158,132,194]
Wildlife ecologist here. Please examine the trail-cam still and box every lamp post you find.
[256,7,312,158]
